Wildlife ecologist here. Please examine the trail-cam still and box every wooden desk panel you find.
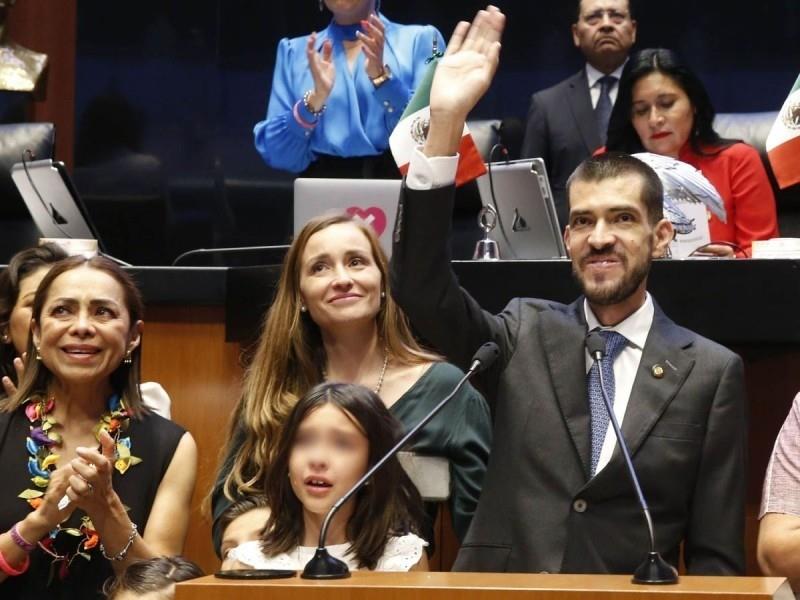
[141,306,243,574]
[175,572,792,600]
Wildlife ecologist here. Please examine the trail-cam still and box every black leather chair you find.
[0,122,55,261]
[713,111,800,237]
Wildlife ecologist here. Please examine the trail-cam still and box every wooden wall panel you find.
[6,0,76,168]
[141,306,243,574]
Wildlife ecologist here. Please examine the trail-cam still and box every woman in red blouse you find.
[606,48,778,257]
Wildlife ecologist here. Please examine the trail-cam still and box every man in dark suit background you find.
[522,0,637,229]
[392,5,745,575]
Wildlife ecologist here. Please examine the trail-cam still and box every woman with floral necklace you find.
[254,0,445,176]
[0,256,197,599]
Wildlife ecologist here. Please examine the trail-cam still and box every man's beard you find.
[571,250,651,306]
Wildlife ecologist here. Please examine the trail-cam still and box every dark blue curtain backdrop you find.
[73,1,800,262]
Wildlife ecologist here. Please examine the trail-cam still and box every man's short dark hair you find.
[566,152,663,224]
[576,0,635,21]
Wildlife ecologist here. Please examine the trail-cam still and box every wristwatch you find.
[370,64,392,88]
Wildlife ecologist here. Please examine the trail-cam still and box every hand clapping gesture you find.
[306,32,335,112]
[357,13,386,80]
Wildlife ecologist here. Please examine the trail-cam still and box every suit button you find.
[573,499,588,513]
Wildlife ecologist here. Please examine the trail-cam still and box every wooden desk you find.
[175,572,793,600]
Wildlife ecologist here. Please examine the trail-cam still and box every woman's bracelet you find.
[100,522,138,562]
[0,549,29,576]
[10,523,36,553]
[293,100,317,130]
[302,89,327,117]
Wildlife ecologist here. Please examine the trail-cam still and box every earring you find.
[35,347,42,361]
[123,351,132,365]
[380,291,385,299]
[300,304,307,313]
[1,333,9,344]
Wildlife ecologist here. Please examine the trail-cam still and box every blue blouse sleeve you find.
[253,37,318,173]
[374,24,446,134]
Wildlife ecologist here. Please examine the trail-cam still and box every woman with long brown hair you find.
[212,213,491,556]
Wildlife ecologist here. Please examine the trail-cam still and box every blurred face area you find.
[572,0,636,72]
[289,403,369,522]
[565,175,671,310]
[114,590,172,600]
[219,506,271,569]
[7,266,49,355]
[631,72,695,158]
[323,0,375,24]
[298,223,383,334]
[32,266,141,389]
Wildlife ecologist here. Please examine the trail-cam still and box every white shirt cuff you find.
[405,146,458,190]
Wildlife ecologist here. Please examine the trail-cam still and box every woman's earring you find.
[1,332,9,344]
[123,351,132,365]
[35,347,42,361]
[380,291,385,299]
[300,304,307,313]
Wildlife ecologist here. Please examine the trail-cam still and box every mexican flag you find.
[766,73,800,189]
[389,59,487,187]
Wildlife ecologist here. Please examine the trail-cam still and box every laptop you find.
[475,158,566,260]
[10,158,107,252]
[293,178,402,257]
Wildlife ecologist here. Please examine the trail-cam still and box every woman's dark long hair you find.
[606,48,737,156]
[0,243,68,386]
[261,382,426,570]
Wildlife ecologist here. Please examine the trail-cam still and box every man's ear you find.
[652,218,674,258]
[563,226,572,258]
[571,23,580,48]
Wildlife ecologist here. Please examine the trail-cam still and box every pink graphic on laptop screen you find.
[346,206,387,236]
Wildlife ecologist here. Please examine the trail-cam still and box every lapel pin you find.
[651,364,665,379]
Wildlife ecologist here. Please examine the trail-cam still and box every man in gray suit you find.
[522,0,637,229]
[392,5,745,575]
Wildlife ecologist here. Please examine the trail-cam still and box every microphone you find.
[585,332,678,585]
[302,342,500,579]
[170,244,290,266]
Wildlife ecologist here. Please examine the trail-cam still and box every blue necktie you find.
[587,330,628,476]
[595,75,617,146]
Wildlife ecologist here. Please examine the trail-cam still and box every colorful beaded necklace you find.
[17,393,141,582]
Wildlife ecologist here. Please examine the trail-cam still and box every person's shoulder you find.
[533,69,584,100]
[133,408,186,438]
[506,296,572,317]
[655,310,740,367]
[378,533,428,571]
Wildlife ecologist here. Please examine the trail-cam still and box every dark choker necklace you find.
[328,19,363,42]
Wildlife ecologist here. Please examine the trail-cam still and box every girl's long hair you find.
[260,382,426,569]
[218,213,438,500]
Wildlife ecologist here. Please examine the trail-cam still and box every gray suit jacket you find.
[521,69,602,229]
[391,184,746,575]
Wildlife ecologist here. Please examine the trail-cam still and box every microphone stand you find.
[302,342,499,579]
[588,335,678,584]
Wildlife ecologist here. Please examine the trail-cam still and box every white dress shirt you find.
[584,293,654,474]
[585,62,626,109]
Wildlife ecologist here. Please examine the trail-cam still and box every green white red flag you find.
[389,60,487,187]
[766,73,800,189]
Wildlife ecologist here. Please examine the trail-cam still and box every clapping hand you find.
[306,32,335,112]
[357,13,386,80]
[66,430,118,516]
[1,352,26,397]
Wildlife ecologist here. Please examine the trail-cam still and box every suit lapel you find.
[593,305,696,486]
[541,300,592,477]
[567,69,602,154]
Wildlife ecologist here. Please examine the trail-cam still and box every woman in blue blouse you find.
[254,0,444,177]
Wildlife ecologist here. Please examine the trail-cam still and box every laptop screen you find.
[293,178,402,258]
[475,159,565,260]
